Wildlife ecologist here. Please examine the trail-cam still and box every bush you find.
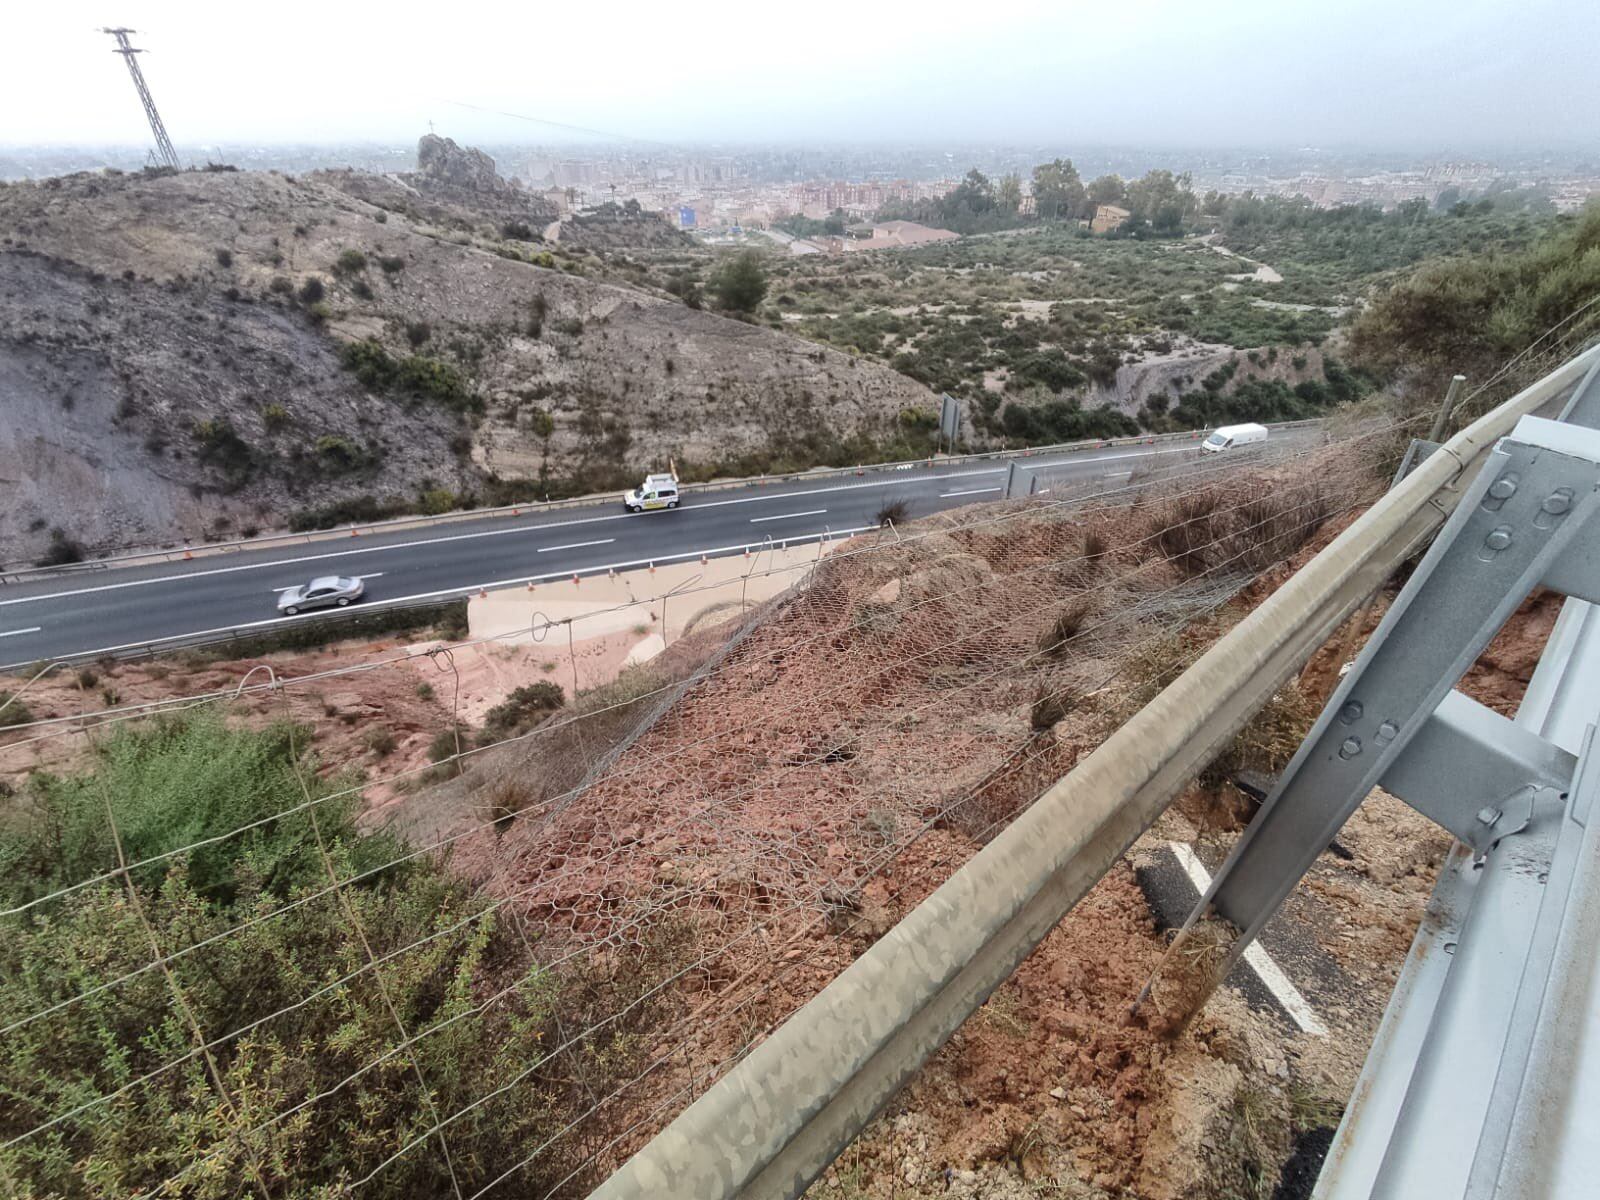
[296,276,326,304]
[213,247,232,268]
[0,690,34,728]
[314,434,367,472]
[405,320,431,346]
[876,498,910,527]
[338,340,482,413]
[1037,599,1094,656]
[268,276,294,295]
[1154,490,1223,577]
[501,220,536,241]
[378,255,405,274]
[482,682,565,740]
[710,250,768,313]
[34,528,85,568]
[0,713,652,1198]
[261,401,288,431]
[334,248,368,274]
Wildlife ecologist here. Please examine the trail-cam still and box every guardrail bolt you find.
[1483,527,1514,552]
[1338,700,1363,724]
[1339,736,1363,760]
[1542,490,1572,516]
[1488,477,1518,501]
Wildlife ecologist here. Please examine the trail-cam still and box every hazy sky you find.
[6,0,1597,151]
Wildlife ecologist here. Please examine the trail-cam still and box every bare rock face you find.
[415,134,506,196]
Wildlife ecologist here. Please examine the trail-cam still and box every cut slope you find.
[0,165,935,559]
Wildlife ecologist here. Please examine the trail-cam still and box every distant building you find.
[839,219,959,252]
[1090,204,1130,234]
[676,206,697,229]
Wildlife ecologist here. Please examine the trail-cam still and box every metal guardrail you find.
[0,421,1324,582]
[590,348,1600,1199]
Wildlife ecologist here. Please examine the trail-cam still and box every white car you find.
[623,473,681,513]
[277,575,364,615]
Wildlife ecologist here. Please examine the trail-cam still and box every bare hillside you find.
[0,155,933,560]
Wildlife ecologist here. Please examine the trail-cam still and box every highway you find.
[0,430,1320,667]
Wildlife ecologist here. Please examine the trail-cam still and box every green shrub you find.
[297,276,326,304]
[268,275,294,295]
[0,690,34,728]
[261,401,288,431]
[313,434,367,472]
[378,255,405,274]
[0,713,658,1197]
[338,340,482,413]
[419,487,458,515]
[482,681,565,739]
[334,248,368,274]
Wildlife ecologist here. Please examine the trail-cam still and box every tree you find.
[996,172,1023,215]
[1031,158,1086,221]
[1124,170,1197,235]
[945,168,996,219]
[1087,174,1126,207]
[711,250,768,313]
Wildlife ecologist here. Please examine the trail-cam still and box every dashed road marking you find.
[537,538,616,554]
[0,626,41,638]
[750,509,827,524]
[940,487,1002,498]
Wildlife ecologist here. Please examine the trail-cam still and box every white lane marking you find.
[3,526,880,668]
[1168,842,1328,1037]
[1,443,1206,609]
[269,572,385,593]
[750,509,827,524]
[0,626,42,638]
[536,538,615,554]
[941,487,1002,498]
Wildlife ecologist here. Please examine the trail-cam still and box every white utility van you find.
[1200,423,1269,453]
[622,470,680,513]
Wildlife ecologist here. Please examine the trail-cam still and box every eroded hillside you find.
[0,153,933,560]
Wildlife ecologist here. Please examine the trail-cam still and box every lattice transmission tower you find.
[100,27,181,169]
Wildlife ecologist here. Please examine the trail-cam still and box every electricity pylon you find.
[101,27,181,169]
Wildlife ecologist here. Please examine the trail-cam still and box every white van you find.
[1200,422,1269,454]
[622,471,681,513]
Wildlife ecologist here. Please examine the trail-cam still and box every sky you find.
[5,0,1598,151]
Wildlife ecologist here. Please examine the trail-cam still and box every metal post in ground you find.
[1427,374,1468,444]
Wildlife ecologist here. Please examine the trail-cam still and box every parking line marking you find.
[537,539,615,554]
[751,509,827,524]
[941,487,1001,498]
[0,626,41,638]
[1169,842,1328,1037]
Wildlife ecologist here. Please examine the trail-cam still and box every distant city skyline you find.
[5,0,1597,151]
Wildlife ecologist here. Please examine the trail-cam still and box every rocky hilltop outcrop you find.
[399,134,555,225]
[414,133,505,194]
[0,156,934,560]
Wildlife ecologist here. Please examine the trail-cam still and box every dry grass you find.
[1152,490,1224,576]
[1036,598,1095,657]
[1030,680,1081,731]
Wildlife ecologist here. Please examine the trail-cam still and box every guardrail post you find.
[1143,414,1600,1030]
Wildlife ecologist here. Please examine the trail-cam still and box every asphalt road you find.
[0,430,1320,666]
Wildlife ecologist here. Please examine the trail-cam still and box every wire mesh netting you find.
[0,425,1408,1198]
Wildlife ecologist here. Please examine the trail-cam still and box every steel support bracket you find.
[1173,416,1600,976]
[1378,689,1576,854]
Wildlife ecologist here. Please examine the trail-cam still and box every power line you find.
[99,28,180,170]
